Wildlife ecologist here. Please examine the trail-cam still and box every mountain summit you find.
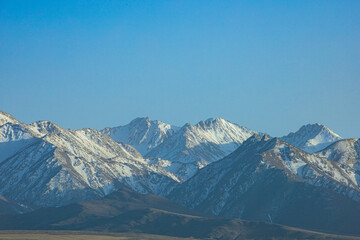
[317,138,360,187]
[0,112,179,208]
[102,117,179,155]
[145,118,257,180]
[0,111,19,126]
[281,123,342,153]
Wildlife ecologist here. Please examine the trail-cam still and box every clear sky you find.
[0,0,359,138]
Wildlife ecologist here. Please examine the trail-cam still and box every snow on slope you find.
[0,111,19,126]
[0,121,38,163]
[146,118,257,180]
[170,134,360,222]
[317,138,360,187]
[102,117,180,155]
[281,123,342,153]
[0,113,180,208]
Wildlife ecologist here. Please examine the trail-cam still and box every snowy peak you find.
[0,111,19,126]
[186,118,256,147]
[199,117,226,127]
[317,138,360,163]
[102,117,179,155]
[317,138,360,187]
[281,123,342,153]
[29,120,64,136]
[145,118,258,180]
[169,132,360,231]
[0,115,180,208]
[0,118,39,164]
[219,135,358,194]
[0,123,33,142]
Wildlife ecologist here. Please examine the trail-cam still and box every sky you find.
[0,0,359,138]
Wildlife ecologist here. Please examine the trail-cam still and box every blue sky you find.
[0,0,359,137]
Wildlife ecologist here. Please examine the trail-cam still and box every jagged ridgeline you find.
[0,111,180,208]
[0,110,359,236]
[169,134,360,235]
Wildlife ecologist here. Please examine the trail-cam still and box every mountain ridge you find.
[145,117,257,180]
[169,135,360,235]
[317,138,360,187]
[101,117,180,155]
[0,113,180,208]
[281,123,342,153]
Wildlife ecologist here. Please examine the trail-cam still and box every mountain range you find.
[169,134,360,235]
[103,117,257,180]
[0,110,358,238]
[145,118,257,180]
[0,111,179,208]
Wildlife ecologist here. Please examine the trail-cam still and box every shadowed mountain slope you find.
[169,135,360,236]
[0,188,359,240]
[0,196,30,215]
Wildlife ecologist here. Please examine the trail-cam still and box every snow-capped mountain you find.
[0,122,38,163]
[281,123,342,153]
[169,134,360,233]
[0,112,180,208]
[145,118,257,180]
[102,117,180,155]
[317,138,360,187]
[0,110,19,126]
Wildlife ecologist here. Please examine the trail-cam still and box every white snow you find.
[0,114,180,207]
[101,117,180,155]
[145,118,257,180]
[281,123,342,153]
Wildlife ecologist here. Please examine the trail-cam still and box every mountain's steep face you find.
[281,123,342,153]
[0,115,180,208]
[101,117,180,155]
[317,138,360,187]
[169,135,360,234]
[146,118,257,180]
